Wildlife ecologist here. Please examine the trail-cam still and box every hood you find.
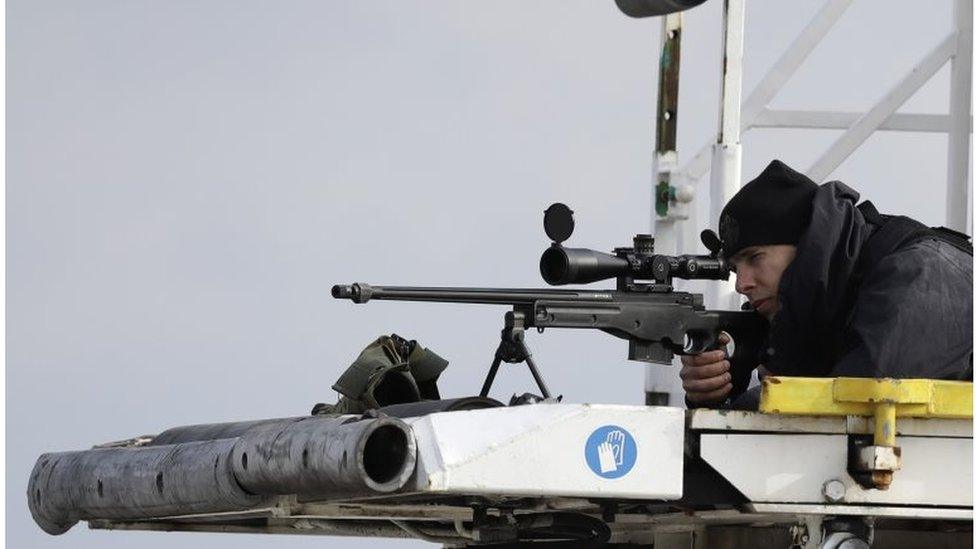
[764,181,872,375]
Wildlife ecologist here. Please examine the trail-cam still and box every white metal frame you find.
[646,0,974,404]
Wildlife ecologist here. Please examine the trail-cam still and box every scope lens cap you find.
[700,229,723,255]
[544,203,575,243]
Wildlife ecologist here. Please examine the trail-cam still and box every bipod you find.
[479,310,551,399]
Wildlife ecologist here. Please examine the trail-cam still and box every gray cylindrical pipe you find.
[27,438,263,536]
[149,417,305,446]
[28,415,417,535]
[231,415,416,496]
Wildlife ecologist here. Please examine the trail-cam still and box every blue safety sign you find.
[584,425,637,479]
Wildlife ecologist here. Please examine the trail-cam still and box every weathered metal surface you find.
[231,416,416,496]
[150,417,304,446]
[28,438,264,535]
[655,14,681,156]
[855,446,901,473]
[28,415,417,535]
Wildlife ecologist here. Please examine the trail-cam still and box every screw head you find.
[822,479,847,502]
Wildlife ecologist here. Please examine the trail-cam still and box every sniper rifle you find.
[333,203,767,403]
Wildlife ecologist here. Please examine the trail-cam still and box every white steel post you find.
[946,0,972,235]
[706,0,745,312]
[676,0,852,186]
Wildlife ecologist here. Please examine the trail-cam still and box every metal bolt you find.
[822,479,847,502]
[872,471,893,490]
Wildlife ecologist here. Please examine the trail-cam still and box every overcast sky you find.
[8,1,970,547]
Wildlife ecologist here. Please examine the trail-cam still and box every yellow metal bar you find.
[833,378,934,404]
[874,403,897,446]
[759,377,973,419]
[759,376,972,491]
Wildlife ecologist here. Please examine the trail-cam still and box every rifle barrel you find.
[331,283,615,305]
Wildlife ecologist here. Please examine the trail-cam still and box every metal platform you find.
[83,402,972,547]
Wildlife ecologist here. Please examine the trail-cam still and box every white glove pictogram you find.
[606,430,625,467]
[597,441,617,473]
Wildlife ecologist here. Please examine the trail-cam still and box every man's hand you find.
[680,332,732,406]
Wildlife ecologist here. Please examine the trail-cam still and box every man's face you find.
[729,244,797,320]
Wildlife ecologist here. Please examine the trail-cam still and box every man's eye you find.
[750,252,763,262]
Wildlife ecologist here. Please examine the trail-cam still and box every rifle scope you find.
[539,203,729,287]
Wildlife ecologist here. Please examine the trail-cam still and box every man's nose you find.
[734,269,755,295]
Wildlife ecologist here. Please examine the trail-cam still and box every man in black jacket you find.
[682,160,973,408]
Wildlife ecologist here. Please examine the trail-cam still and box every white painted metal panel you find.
[700,433,972,506]
[408,404,685,499]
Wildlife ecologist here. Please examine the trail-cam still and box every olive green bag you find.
[312,334,448,415]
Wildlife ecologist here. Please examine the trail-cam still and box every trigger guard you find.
[683,331,716,355]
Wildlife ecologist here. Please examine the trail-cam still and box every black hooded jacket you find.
[764,181,972,380]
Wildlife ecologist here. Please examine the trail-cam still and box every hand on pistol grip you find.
[680,331,733,406]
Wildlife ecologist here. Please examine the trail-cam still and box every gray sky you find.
[8,1,968,547]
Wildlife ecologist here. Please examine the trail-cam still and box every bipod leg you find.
[479,354,503,398]
[479,310,552,399]
[521,347,551,399]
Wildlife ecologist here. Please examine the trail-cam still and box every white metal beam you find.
[680,0,853,182]
[807,34,957,182]
[946,0,973,234]
[740,0,855,125]
[706,0,745,311]
[751,109,964,133]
